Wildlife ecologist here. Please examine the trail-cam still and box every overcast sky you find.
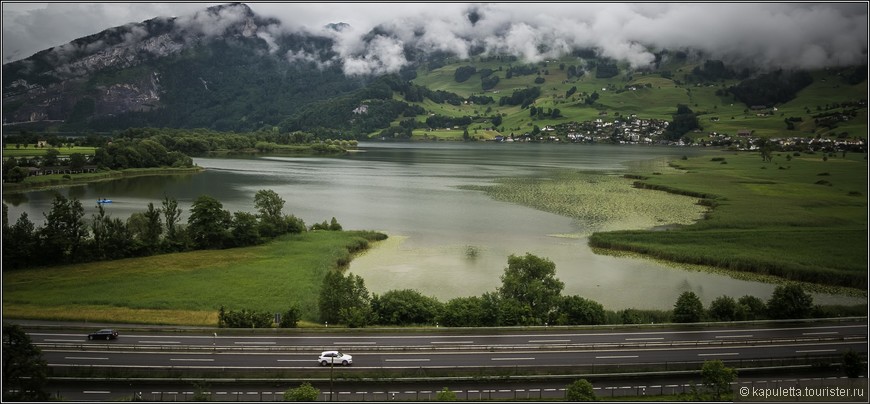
[2,2,868,73]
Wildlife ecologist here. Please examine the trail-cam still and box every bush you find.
[284,382,320,401]
[279,306,300,328]
[372,289,443,326]
[219,307,273,328]
[435,387,457,401]
[566,379,597,401]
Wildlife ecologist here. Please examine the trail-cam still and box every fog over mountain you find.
[3,2,867,74]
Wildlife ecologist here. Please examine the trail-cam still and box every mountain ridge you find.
[2,2,866,143]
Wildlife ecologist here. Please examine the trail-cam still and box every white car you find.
[318,351,352,366]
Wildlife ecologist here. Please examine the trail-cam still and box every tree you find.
[187,195,231,249]
[283,382,320,401]
[766,283,813,319]
[701,360,737,400]
[737,295,766,320]
[556,295,605,325]
[161,196,183,249]
[69,152,87,170]
[673,291,704,323]
[497,253,564,325]
[755,138,773,162]
[319,271,371,326]
[842,349,865,378]
[566,379,597,401]
[230,211,260,247]
[372,289,442,326]
[2,209,38,269]
[665,104,700,141]
[254,189,286,237]
[2,322,49,401]
[435,387,457,401]
[328,217,342,231]
[709,295,740,321]
[40,193,86,264]
[438,296,486,327]
[42,148,60,167]
[141,202,163,252]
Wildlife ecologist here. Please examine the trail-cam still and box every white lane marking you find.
[66,357,108,360]
[334,341,376,345]
[715,335,753,338]
[796,349,837,353]
[234,341,276,345]
[625,337,664,341]
[170,358,214,362]
[385,358,430,362]
[45,339,82,343]
[139,340,181,344]
[431,341,473,344]
[277,359,312,362]
[803,331,838,335]
[596,355,639,359]
[529,339,571,343]
[698,352,739,356]
[491,357,535,361]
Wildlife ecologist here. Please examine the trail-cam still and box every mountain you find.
[2,3,371,132]
[2,3,867,143]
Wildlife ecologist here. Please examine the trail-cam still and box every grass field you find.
[2,145,97,157]
[589,151,868,289]
[1,231,386,326]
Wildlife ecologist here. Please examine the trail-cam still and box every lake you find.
[4,142,864,309]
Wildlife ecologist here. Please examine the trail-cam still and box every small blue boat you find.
[97,199,113,204]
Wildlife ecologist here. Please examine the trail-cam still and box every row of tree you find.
[1,190,332,270]
[312,252,829,328]
[673,283,818,323]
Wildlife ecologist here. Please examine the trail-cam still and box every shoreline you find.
[1,166,205,194]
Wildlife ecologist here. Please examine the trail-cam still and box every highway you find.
[25,319,868,371]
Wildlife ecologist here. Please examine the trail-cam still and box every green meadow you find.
[2,145,97,157]
[1,231,385,326]
[407,57,866,142]
[590,151,868,290]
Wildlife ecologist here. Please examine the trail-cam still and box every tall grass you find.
[2,231,386,325]
[589,152,868,289]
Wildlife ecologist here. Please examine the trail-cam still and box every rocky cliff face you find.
[2,3,270,126]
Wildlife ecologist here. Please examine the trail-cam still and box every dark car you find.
[87,329,118,340]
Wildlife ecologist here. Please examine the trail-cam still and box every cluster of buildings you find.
[493,116,673,145]
[489,116,866,153]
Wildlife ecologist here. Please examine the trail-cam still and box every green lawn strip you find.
[591,152,868,289]
[2,231,384,325]
[2,146,97,157]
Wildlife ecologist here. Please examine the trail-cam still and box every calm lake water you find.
[4,142,864,309]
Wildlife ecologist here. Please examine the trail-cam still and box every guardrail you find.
[36,335,867,353]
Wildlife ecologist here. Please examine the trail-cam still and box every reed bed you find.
[461,170,708,234]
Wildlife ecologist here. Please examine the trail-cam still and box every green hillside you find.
[399,57,866,144]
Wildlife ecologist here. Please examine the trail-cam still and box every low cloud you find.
[4,2,867,76]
